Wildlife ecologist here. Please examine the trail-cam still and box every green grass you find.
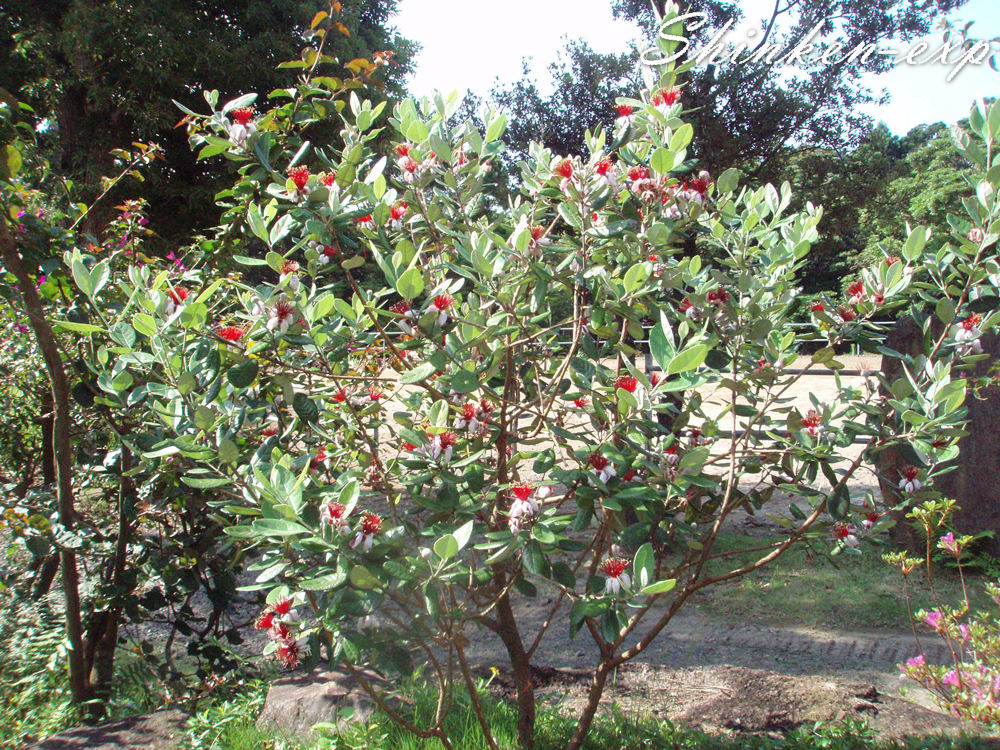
[183,677,997,750]
[685,534,992,632]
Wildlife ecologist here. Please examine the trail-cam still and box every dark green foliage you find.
[0,0,416,245]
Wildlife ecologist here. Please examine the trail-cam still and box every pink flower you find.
[923,610,943,630]
[905,654,926,669]
[942,670,960,687]
[938,532,960,556]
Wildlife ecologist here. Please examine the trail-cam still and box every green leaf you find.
[434,534,459,560]
[522,541,545,575]
[399,362,437,384]
[936,297,956,325]
[485,114,508,143]
[667,344,707,375]
[132,313,156,337]
[300,570,347,591]
[218,439,239,465]
[716,168,739,194]
[828,485,850,521]
[342,256,365,270]
[453,520,474,551]
[227,358,259,388]
[623,263,649,295]
[181,475,231,489]
[650,147,674,174]
[669,123,693,152]
[450,369,478,393]
[54,321,105,334]
[247,203,270,245]
[640,579,677,595]
[253,519,310,536]
[633,543,654,589]
[396,268,424,300]
[349,565,380,590]
[293,392,319,423]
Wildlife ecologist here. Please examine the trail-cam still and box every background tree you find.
[0,0,417,245]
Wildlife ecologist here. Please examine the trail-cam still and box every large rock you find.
[256,668,389,737]
[23,709,188,750]
[878,317,1000,554]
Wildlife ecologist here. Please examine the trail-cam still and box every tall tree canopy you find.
[0,0,416,243]
[494,0,969,183]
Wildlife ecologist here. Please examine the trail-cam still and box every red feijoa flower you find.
[837,306,857,322]
[231,107,255,125]
[323,172,336,186]
[832,522,855,540]
[367,387,384,401]
[255,610,275,630]
[391,201,408,220]
[217,325,245,343]
[689,175,712,195]
[438,431,458,448]
[169,287,189,304]
[391,300,411,315]
[272,598,293,616]
[679,298,693,312]
[616,104,634,117]
[288,165,310,189]
[332,389,347,403]
[322,244,338,258]
[707,287,730,305]
[628,166,649,181]
[615,375,639,393]
[396,143,411,157]
[530,226,544,241]
[811,302,825,312]
[360,512,383,536]
[510,482,535,502]
[588,453,610,471]
[847,281,864,298]
[281,259,299,275]
[650,373,661,387]
[801,410,822,429]
[432,294,455,312]
[600,558,629,578]
[902,466,919,481]
[660,87,681,106]
[310,449,328,470]
[277,639,301,667]
[595,157,613,176]
[962,313,983,331]
[556,159,573,179]
[401,156,418,173]
[866,511,884,525]
[574,396,590,408]
[886,256,901,265]
[324,501,346,521]
[462,403,477,420]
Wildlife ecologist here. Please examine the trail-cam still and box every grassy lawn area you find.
[686,534,992,632]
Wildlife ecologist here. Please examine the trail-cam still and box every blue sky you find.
[393,0,999,135]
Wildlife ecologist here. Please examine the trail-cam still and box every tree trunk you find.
[496,589,535,748]
[566,663,611,750]
[39,387,56,484]
[0,217,89,705]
